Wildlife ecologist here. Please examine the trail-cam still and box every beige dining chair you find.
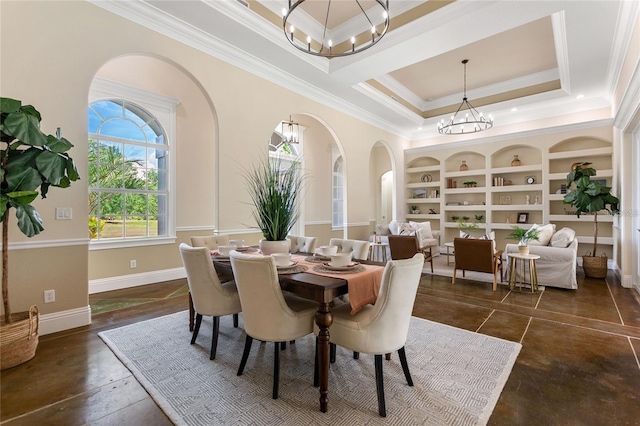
[287,235,317,253]
[314,253,424,417]
[179,243,242,360]
[229,251,317,399]
[190,234,230,251]
[329,238,371,261]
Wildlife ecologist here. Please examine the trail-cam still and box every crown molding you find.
[551,11,570,94]
[605,0,640,100]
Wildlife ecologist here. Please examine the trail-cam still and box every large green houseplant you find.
[1,97,79,368]
[563,161,619,278]
[242,154,305,254]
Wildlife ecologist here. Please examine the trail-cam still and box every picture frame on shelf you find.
[499,195,511,205]
[517,212,529,224]
[412,188,427,198]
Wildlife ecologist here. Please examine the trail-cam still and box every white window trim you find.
[89,77,180,249]
[332,155,344,230]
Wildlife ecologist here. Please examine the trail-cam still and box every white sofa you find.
[374,220,440,252]
[505,225,578,289]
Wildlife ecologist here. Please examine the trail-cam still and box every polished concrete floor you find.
[2,270,639,425]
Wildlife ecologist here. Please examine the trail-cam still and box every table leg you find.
[446,246,451,266]
[315,302,333,412]
[530,259,538,292]
[508,257,516,290]
[188,292,195,331]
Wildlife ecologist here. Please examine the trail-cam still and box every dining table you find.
[189,251,384,413]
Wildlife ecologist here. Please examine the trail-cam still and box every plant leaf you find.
[1,110,47,146]
[44,134,74,153]
[35,149,67,186]
[11,202,44,237]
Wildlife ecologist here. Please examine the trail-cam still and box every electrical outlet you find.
[130,260,137,269]
[44,289,55,303]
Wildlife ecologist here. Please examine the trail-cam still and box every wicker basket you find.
[582,253,608,279]
[1,305,39,370]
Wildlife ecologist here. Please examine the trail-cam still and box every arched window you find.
[88,92,174,243]
[332,156,344,228]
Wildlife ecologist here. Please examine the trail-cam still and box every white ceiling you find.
[90,0,639,141]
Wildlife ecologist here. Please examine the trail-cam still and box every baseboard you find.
[40,306,91,336]
[575,256,615,270]
[89,267,186,294]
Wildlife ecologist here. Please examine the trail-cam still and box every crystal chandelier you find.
[283,0,389,58]
[281,116,300,144]
[438,60,494,135]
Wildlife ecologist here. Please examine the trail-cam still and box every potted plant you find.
[457,219,478,237]
[410,205,420,214]
[1,97,79,369]
[242,154,306,255]
[507,226,540,255]
[563,161,619,278]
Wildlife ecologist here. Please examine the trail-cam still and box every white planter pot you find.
[518,245,530,255]
[259,239,291,255]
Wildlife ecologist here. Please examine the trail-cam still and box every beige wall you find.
[0,1,401,322]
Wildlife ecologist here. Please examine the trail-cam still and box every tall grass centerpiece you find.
[243,155,306,255]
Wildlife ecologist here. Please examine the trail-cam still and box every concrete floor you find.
[2,270,639,425]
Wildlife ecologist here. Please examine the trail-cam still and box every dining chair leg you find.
[210,316,220,360]
[353,351,360,359]
[237,335,253,376]
[313,338,319,387]
[273,342,280,399]
[398,346,413,386]
[281,341,286,350]
[374,354,387,417]
[330,343,336,363]
[233,313,239,328]
[191,314,203,344]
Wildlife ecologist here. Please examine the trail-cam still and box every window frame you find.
[332,156,344,229]
[88,77,179,250]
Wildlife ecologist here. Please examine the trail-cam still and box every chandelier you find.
[283,0,390,58]
[438,59,493,135]
[281,116,300,144]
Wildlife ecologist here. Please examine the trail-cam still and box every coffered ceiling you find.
[90,0,639,141]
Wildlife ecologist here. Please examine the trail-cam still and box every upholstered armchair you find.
[452,238,503,291]
[287,235,318,253]
[179,243,241,360]
[329,238,370,261]
[388,235,433,273]
[314,254,424,417]
[229,251,317,399]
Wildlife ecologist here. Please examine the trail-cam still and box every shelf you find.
[443,204,487,210]
[547,214,614,222]
[576,236,613,245]
[491,164,542,174]
[490,223,532,230]
[443,222,487,229]
[406,214,441,220]
[548,169,612,181]
[406,181,441,188]
[548,147,612,159]
[406,165,440,173]
[442,186,486,194]
[548,194,566,201]
[443,169,486,178]
[407,198,441,203]
[491,204,544,211]
[490,184,543,192]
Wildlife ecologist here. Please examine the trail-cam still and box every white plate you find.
[323,262,359,271]
[276,261,298,269]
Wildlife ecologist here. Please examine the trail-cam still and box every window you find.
[88,79,178,247]
[332,156,344,228]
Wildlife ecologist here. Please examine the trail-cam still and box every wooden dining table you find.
[195,253,363,413]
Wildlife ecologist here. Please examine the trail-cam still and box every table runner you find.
[290,254,383,314]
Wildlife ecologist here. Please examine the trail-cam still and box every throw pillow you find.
[399,223,418,235]
[388,220,401,235]
[528,223,556,246]
[409,221,433,239]
[550,227,576,248]
[479,231,496,241]
[459,230,471,239]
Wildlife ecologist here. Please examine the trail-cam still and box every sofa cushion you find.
[528,223,556,246]
[550,227,576,248]
[410,221,433,239]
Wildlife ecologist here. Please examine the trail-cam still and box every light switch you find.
[56,207,72,220]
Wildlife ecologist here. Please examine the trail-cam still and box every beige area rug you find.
[99,311,521,425]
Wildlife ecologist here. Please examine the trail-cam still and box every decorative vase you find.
[511,155,521,167]
[1,306,39,370]
[518,245,530,255]
[459,160,468,171]
[259,239,291,255]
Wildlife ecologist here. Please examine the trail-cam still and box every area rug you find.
[99,311,521,425]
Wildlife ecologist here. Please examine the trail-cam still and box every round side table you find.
[369,242,389,263]
[507,252,541,292]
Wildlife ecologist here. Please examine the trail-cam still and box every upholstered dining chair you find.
[179,243,242,360]
[452,238,504,291]
[287,235,318,254]
[329,238,371,261]
[314,253,424,417]
[190,234,230,251]
[229,251,317,399]
[388,234,434,273]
